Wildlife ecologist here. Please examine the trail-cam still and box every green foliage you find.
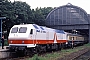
[84,43,90,47]
[29,54,46,60]
[4,39,9,46]
[0,0,53,39]
[31,54,39,60]
[27,44,90,60]
[32,7,53,26]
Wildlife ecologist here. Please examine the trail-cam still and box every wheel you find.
[33,47,37,54]
[24,49,28,56]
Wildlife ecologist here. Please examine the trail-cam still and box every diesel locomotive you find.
[8,24,85,55]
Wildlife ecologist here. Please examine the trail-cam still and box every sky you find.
[10,0,90,14]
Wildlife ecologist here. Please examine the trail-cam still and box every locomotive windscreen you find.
[11,27,18,33]
[11,27,27,33]
[19,27,27,33]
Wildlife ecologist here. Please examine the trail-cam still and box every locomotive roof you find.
[32,24,65,34]
[67,33,83,36]
[12,24,65,34]
[54,29,65,34]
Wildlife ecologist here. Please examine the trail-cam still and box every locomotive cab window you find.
[40,27,44,30]
[11,27,18,33]
[19,27,27,33]
[30,29,33,34]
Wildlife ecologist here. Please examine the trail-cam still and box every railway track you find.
[57,47,90,60]
[1,47,90,60]
[73,50,90,60]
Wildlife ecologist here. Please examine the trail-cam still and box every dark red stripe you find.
[8,39,67,44]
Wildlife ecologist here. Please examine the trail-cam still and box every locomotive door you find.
[33,29,37,44]
[30,29,36,44]
[46,31,49,42]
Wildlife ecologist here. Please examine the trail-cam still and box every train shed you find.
[46,3,90,43]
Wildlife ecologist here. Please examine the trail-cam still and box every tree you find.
[12,1,32,24]
[1,0,53,38]
[1,0,33,37]
[32,7,53,26]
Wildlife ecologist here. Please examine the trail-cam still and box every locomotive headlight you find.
[10,41,12,43]
[22,41,24,44]
[66,42,68,44]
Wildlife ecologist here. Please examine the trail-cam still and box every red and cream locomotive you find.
[8,24,85,54]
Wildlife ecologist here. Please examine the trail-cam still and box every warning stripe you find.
[53,33,57,43]
[8,39,67,44]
